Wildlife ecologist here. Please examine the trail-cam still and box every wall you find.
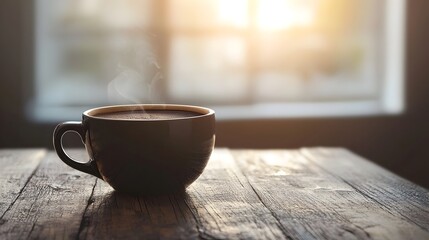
[0,0,428,188]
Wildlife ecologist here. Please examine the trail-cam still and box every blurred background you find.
[1,0,428,188]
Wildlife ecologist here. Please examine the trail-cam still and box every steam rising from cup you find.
[107,36,162,105]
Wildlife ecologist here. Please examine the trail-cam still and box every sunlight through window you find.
[31,0,406,121]
[257,0,316,30]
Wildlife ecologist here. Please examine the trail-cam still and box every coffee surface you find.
[95,110,202,120]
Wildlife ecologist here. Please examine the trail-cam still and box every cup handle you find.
[53,121,102,179]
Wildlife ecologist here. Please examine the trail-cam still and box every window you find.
[30,0,406,121]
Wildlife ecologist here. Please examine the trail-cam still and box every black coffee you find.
[95,110,202,120]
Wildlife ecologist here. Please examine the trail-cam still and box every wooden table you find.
[0,148,428,240]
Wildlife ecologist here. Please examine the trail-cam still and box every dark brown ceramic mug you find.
[53,104,215,195]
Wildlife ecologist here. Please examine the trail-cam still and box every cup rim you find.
[83,104,215,121]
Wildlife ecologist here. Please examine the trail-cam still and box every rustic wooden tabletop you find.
[0,148,428,239]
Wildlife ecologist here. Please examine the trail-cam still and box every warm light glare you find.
[218,0,248,27]
[257,0,316,30]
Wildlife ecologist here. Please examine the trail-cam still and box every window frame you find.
[28,0,406,122]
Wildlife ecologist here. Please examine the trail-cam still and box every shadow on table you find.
[77,189,200,239]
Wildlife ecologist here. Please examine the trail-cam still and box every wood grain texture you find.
[185,149,287,239]
[0,151,97,239]
[232,149,429,240]
[301,148,429,231]
[79,149,286,240]
[78,179,200,239]
[0,149,46,218]
[1,148,428,240]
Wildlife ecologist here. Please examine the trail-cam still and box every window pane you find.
[35,0,154,107]
[168,36,247,104]
[32,0,405,121]
[53,0,153,30]
[257,0,318,30]
[255,0,380,102]
[168,0,248,29]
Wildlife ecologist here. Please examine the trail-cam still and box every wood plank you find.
[77,179,200,239]
[142,193,199,239]
[0,151,98,239]
[5,148,424,239]
[301,148,429,232]
[79,149,287,239]
[232,149,429,240]
[0,149,46,218]
[184,149,287,239]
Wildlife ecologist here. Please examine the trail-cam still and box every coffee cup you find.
[53,104,215,195]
